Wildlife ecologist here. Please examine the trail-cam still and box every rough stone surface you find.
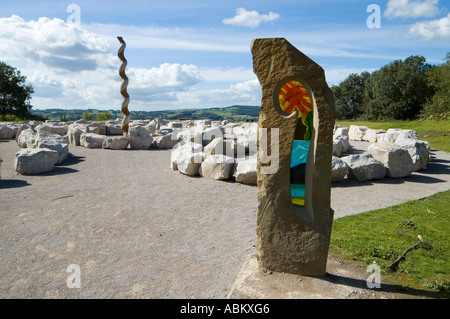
[37,141,69,164]
[102,136,129,150]
[342,154,386,181]
[170,142,204,171]
[80,133,107,149]
[14,148,59,175]
[367,141,415,178]
[349,125,368,141]
[178,152,205,177]
[204,137,234,157]
[153,134,179,150]
[0,124,15,140]
[235,157,257,185]
[363,128,386,143]
[331,156,348,182]
[200,155,235,180]
[395,139,431,171]
[16,128,37,148]
[128,126,153,150]
[252,38,335,276]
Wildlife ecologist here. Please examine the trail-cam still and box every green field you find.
[330,190,450,298]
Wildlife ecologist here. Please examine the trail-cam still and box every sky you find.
[0,0,449,111]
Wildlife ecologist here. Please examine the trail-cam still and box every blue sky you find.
[0,0,449,111]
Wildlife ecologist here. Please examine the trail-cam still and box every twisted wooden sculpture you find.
[117,36,131,134]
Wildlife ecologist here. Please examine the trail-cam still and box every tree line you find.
[331,53,449,121]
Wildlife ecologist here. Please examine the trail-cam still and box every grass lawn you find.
[330,190,450,298]
[336,119,450,153]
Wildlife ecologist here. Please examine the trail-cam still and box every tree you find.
[332,72,370,120]
[82,111,94,121]
[422,52,450,119]
[96,112,112,121]
[364,56,433,120]
[0,61,34,117]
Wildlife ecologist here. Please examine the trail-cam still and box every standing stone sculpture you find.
[117,36,131,135]
[252,38,335,276]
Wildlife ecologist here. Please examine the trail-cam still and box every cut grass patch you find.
[330,190,450,298]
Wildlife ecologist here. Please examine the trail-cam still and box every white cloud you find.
[384,0,440,19]
[223,8,280,28]
[409,13,450,41]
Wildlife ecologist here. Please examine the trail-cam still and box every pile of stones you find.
[331,125,432,182]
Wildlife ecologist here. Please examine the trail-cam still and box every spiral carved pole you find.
[117,36,131,135]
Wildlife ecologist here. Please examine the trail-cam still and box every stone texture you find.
[349,125,368,141]
[153,134,179,150]
[252,38,335,276]
[204,137,234,157]
[395,139,431,171]
[170,142,204,171]
[331,156,348,182]
[14,148,59,175]
[363,128,386,143]
[37,140,69,164]
[17,128,37,148]
[342,154,386,182]
[178,152,205,177]
[367,141,415,178]
[235,156,257,185]
[102,136,129,150]
[199,155,235,180]
[128,125,153,150]
[0,124,15,140]
[80,133,106,149]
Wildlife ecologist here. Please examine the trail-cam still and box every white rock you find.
[170,142,204,170]
[395,139,431,171]
[14,148,59,175]
[204,137,234,157]
[342,154,386,182]
[128,126,153,150]
[178,152,206,177]
[102,136,129,150]
[349,125,368,141]
[35,124,68,136]
[0,124,17,139]
[331,156,348,182]
[37,141,69,164]
[67,127,83,146]
[235,157,257,185]
[200,155,235,180]
[105,124,123,135]
[333,135,349,157]
[17,128,37,148]
[153,133,179,149]
[367,141,414,178]
[363,128,386,143]
[80,133,106,149]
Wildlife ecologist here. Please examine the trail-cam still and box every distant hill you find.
[31,105,260,122]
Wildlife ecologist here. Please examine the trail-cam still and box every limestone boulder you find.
[102,136,129,150]
[14,148,59,175]
[17,128,37,148]
[128,125,153,150]
[342,154,386,181]
[177,152,206,177]
[367,141,414,178]
[395,139,431,171]
[331,156,348,182]
[37,140,69,164]
[234,156,257,185]
[204,137,234,157]
[332,135,349,157]
[363,128,386,143]
[199,155,235,180]
[36,123,68,136]
[0,124,16,139]
[80,133,106,149]
[67,127,83,146]
[170,142,204,171]
[349,125,368,141]
[105,123,123,135]
[153,133,179,150]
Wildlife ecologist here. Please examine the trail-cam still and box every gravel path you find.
[1,140,449,298]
